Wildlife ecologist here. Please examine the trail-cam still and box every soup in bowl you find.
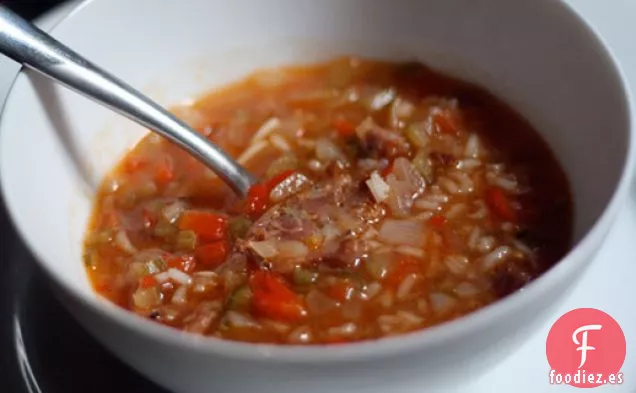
[0,0,631,392]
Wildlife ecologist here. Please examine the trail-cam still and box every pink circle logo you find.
[546,308,626,388]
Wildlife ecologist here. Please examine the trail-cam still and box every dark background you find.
[2,0,67,20]
[0,1,163,391]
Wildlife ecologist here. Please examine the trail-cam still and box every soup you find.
[83,57,573,344]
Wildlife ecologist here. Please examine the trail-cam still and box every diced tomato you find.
[178,211,228,242]
[333,118,356,138]
[166,254,197,273]
[139,275,158,289]
[486,187,517,222]
[245,183,270,218]
[154,158,174,186]
[433,110,460,135]
[326,280,355,302]
[194,241,229,267]
[385,256,420,288]
[429,214,447,229]
[249,271,307,322]
[244,170,297,218]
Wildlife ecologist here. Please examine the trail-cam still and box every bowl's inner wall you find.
[0,0,629,298]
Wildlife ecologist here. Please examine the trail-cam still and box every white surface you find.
[0,1,633,392]
[472,1,636,391]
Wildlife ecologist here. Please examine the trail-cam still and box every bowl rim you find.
[0,0,633,363]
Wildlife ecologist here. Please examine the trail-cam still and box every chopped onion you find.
[225,311,261,329]
[162,201,186,223]
[306,290,337,315]
[269,172,311,203]
[154,271,170,283]
[464,133,481,158]
[385,158,426,216]
[145,259,164,275]
[321,223,342,242]
[368,88,397,111]
[389,97,415,128]
[171,285,188,305]
[405,122,430,148]
[481,245,511,270]
[132,287,161,310]
[385,175,414,217]
[392,157,426,194]
[277,240,309,259]
[167,268,192,285]
[249,240,278,259]
[114,230,137,254]
[379,219,424,247]
[315,138,346,162]
[192,273,218,294]
[366,171,390,203]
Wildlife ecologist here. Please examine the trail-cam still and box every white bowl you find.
[0,0,632,392]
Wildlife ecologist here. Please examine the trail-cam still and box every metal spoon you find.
[0,6,257,197]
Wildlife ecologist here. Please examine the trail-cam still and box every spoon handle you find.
[0,6,256,197]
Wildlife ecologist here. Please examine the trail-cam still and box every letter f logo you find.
[572,324,602,368]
